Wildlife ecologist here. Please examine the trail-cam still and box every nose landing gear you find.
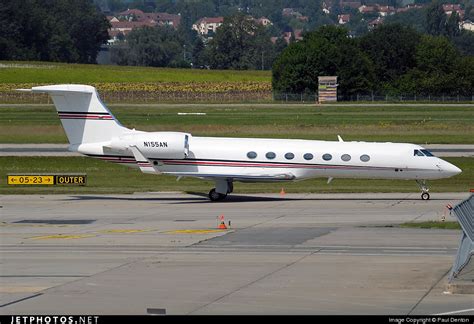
[416,180,430,200]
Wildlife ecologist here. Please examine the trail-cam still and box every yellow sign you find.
[8,175,54,185]
[7,174,86,186]
[54,175,86,185]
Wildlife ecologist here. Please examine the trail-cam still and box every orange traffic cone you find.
[218,221,227,229]
[217,214,227,229]
[280,188,286,196]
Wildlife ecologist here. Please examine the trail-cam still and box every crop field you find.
[0,62,271,84]
[1,103,473,144]
[0,157,472,195]
[0,62,272,103]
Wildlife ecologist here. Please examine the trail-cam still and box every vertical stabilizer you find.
[30,84,129,145]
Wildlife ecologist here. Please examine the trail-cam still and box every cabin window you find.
[414,149,424,157]
[266,152,276,159]
[360,154,370,162]
[303,153,313,160]
[322,153,332,161]
[285,152,295,160]
[341,154,351,161]
[421,149,434,157]
[247,151,257,159]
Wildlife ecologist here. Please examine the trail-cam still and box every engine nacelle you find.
[109,132,191,159]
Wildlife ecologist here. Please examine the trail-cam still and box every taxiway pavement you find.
[0,192,472,315]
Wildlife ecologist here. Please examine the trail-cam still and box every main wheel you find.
[209,188,227,201]
[421,192,430,200]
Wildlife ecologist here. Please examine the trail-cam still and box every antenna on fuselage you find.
[337,135,344,142]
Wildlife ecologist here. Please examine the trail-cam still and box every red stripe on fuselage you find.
[160,160,388,170]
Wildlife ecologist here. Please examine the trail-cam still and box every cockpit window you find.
[414,149,424,157]
[421,149,434,157]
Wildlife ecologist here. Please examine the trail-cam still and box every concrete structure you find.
[338,14,351,24]
[461,20,474,31]
[192,17,224,36]
[107,9,181,43]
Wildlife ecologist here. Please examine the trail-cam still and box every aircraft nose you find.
[441,161,462,176]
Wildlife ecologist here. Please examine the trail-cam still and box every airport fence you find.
[0,90,473,104]
[273,93,474,103]
[0,90,273,104]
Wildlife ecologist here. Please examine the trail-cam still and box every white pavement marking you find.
[434,308,474,315]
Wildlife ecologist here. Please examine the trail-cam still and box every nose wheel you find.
[416,180,430,200]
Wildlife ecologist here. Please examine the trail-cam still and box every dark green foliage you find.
[359,24,421,84]
[451,31,474,56]
[0,0,110,63]
[387,35,473,96]
[425,1,448,36]
[272,25,375,96]
[111,26,186,67]
[384,8,426,33]
[206,13,279,70]
[273,23,474,97]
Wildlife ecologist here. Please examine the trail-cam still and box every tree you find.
[272,25,376,96]
[111,26,185,67]
[396,35,466,95]
[384,8,426,33]
[451,30,474,56]
[206,13,274,70]
[192,37,207,68]
[0,0,109,63]
[445,11,460,38]
[425,1,447,36]
[359,24,421,85]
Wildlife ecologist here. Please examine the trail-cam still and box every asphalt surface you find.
[0,192,472,315]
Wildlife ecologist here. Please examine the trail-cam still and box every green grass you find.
[0,157,472,195]
[1,103,473,143]
[400,221,461,230]
[0,61,270,84]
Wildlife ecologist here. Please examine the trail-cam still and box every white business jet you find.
[22,85,462,201]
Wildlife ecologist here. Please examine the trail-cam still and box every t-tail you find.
[24,85,130,149]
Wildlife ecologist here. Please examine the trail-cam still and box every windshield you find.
[414,149,435,157]
[421,149,434,157]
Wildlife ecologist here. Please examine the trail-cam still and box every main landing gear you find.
[416,180,430,200]
[208,179,233,202]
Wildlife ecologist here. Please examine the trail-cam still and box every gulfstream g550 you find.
[22,84,461,201]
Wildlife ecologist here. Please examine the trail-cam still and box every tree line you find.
[272,24,474,97]
[111,13,287,70]
[0,0,110,63]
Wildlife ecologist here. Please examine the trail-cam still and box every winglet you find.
[129,146,157,174]
[337,135,344,142]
